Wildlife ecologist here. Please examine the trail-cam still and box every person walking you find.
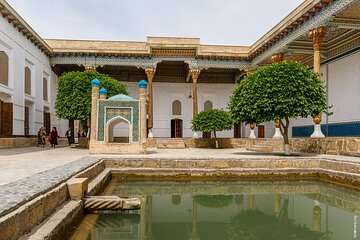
[65,128,73,146]
[50,127,59,147]
[39,127,46,147]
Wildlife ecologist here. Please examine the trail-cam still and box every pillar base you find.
[273,128,282,139]
[249,129,256,139]
[148,130,154,138]
[193,132,199,139]
[310,124,325,138]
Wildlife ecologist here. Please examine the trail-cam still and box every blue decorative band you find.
[292,121,360,137]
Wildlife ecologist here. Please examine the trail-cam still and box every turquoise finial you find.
[139,80,147,89]
[99,88,107,95]
[91,78,100,87]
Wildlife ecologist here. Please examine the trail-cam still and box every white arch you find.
[105,116,132,143]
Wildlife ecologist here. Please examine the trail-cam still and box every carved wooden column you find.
[191,69,201,117]
[309,27,326,138]
[309,27,326,76]
[145,68,156,138]
[271,53,284,139]
[191,69,201,138]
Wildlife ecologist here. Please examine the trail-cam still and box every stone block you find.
[210,160,230,168]
[67,178,88,201]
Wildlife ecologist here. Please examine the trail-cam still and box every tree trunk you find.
[213,131,219,149]
[280,117,291,155]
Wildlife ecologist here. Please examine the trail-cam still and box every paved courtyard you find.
[0,146,89,186]
[1,146,360,187]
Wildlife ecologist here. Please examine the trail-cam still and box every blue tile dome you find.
[91,78,100,87]
[108,94,134,101]
[99,88,107,95]
[138,80,147,89]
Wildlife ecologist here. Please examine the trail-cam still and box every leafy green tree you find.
[55,71,127,120]
[191,109,233,145]
[228,61,328,153]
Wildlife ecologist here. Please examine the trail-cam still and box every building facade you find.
[0,0,359,140]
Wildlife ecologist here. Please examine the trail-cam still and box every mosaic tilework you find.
[97,100,140,142]
[292,121,360,137]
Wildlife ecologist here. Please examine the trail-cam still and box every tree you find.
[191,109,233,148]
[228,61,328,154]
[55,71,127,120]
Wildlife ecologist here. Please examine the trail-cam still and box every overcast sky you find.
[7,0,304,45]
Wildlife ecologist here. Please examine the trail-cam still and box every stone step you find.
[247,139,283,153]
[156,139,185,149]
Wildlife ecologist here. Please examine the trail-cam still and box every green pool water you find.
[69,179,360,240]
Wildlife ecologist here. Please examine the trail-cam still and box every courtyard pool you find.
[69,179,360,240]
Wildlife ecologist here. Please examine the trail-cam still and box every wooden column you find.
[190,69,201,118]
[145,68,156,136]
[309,27,326,76]
[309,27,326,137]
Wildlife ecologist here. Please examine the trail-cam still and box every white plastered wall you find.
[0,16,66,136]
[125,82,235,138]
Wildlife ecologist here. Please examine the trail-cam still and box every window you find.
[204,100,213,111]
[24,67,31,95]
[172,100,181,115]
[0,51,9,86]
[43,78,48,101]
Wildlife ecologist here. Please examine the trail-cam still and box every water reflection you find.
[69,180,360,240]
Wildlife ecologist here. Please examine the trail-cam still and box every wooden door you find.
[202,132,211,138]
[44,112,51,135]
[234,122,242,138]
[258,125,265,138]
[171,119,182,138]
[24,107,29,136]
[0,102,13,136]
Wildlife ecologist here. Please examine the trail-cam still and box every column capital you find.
[145,68,156,81]
[190,69,201,82]
[271,53,284,63]
[85,66,97,71]
[309,27,326,51]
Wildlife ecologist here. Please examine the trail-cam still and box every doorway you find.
[24,107,29,136]
[258,125,265,138]
[171,119,182,138]
[43,112,50,135]
[234,122,241,138]
[0,100,13,137]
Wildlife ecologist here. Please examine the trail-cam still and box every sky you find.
[6,0,304,46]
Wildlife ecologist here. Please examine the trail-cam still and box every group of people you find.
[37,127,59,148]
[38,127,88,147]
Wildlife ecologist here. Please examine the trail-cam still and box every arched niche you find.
[172,100,182,115]
[0,51,9,86]
[204,100,213,111]
[24,67,31,95]
[106,116,132,143]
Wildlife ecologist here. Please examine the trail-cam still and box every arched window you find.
[172,100,182,115]
[0,51,9,86]
[43,78,48,101]
[204,100,213,111]
[24,67,31,95]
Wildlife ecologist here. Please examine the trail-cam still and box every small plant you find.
[191,109,233,148]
